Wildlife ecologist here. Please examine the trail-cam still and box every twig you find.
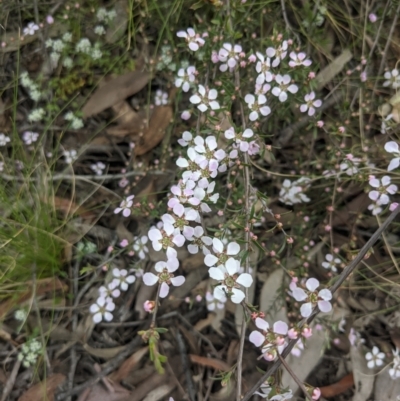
[280,0,301,45]
[55,336,142,400]
[0,359,21,401]
[277,353,313,401]
[241,203,400,401]
[176,329,196,401]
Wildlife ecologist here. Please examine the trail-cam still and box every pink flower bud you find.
[211,51,219,63]
[317,120,324,128]
[302,327,313,338]
[46,15,54,24]
[288,328,298,339]
[181,110,191,120]
[312,387,321,400]
[248,54,256,63]
[369,13,377,23]
[143,300,155,312]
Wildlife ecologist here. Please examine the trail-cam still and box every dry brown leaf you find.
[350,344,374,401]
[108,101,143,133]
[194,313,217,332]
[82,71,151,118]
[189,354,230,371]
[18,373,66,401]
[134,106,173,156]
[83,343,128,360]
[52,196,96,221]
[142,384,175,401]
[320,373,354,398]
[316,49,353,90]
[108,347,148,382]
[79,381,131,401]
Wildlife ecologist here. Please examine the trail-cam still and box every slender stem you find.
[277,353,313,401]
[242,203,400,401]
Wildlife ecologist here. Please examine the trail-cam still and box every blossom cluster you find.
[18,339,42,368]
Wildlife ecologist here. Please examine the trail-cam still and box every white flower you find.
[272,74,298,102]
[389,348,400,379]
[175,66,196,92]
[383,69,400,89]
[299,91,322,116]
[28,108,45,122]
[368,175,397,204]
[23,22,39,36]
[22,131,39,145]
[64,149,78,164]
[385,141,400,171]
[279,178,310,205]
[91,48,103,60]
[99,282,121,299]
[14,309,27,321]
[365,346,385,369]
[155,90,168,106]
[205,291,226,311]
[62,32,73,42]
[208,257,253,304]
[176,28,205,51]
[266,40,288,67]
[249,318,288,361]
[187,226,212,254]
[218,43,242,72]
[91,162,106,175]
[194,135,226,171]
[225,127,254,153]
[76,38,92,54]
[190,85,220,112]
[244,94,271,121]
[112,268,136,291]
[52,39,65,52]
[148,223,185,252]
[254,382,293,400]
[94,25,106,35]
[288,51,312,67]
[291,278,332,318]
[71,117,84,130]
[0,133,11,146]
[142,257,185,298]
[114,195,135,217]
[133,235,149,259]
[178,131,194,147]
[204,237,240,267]
[255,52,273,85]
[90,296,115,323]
[322,254,341,273]
[339,155,361,176]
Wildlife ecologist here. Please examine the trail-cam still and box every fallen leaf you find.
[83,343,128,360]
[259,268,288,324]
[189,354,230,371]
[82,71,150,118]
[350,344,374,401]
[78,381,131,401]
[133,106,173,156]
[142,384,175,401]
[320,373,354,398]
[109,347,148,382]
[18,373,66,401]
[373,368,400,401]
[316,49,353,90]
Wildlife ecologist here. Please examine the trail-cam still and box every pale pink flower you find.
[176,28,205,51]
[288,51,312,67]
[218,43,242,71]
[90,297,115,323]
[190,85,220,112]
[272,74,298,102]
[244,94,271,121]
[291,278,332,318]
[299,91,322,116]
[114,195,135,217]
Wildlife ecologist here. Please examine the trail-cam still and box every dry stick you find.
[55,336,143,400]
[0,360,21,401]
[367,0,400,134]
[176,329,196,401]
[225,7,252,400]
[277,353,313,401]
[242,203,400,401]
